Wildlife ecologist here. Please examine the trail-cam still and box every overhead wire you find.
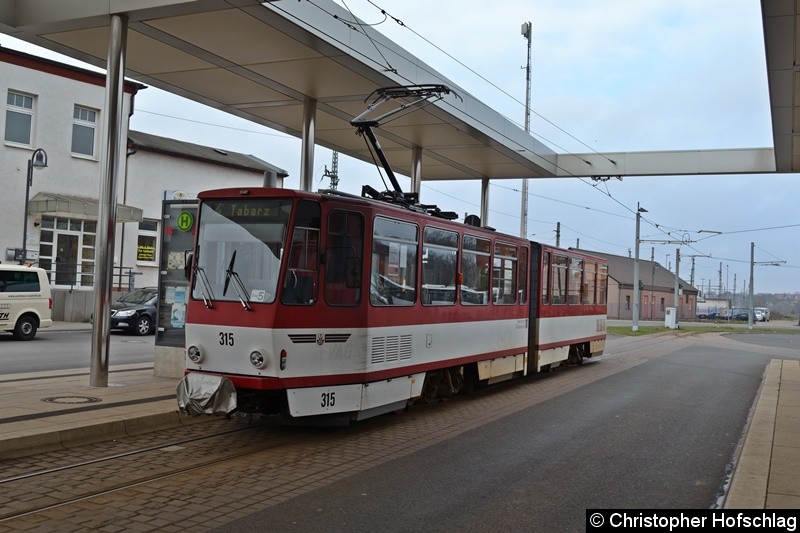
[363,0,616,165]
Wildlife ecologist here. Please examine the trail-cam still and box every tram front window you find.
[193,199,291,304]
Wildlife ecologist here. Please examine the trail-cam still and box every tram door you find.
[55,234,78,286]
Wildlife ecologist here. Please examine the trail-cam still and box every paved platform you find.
[0,364,205,460]
[0,337,796,509]
[725,359,800,508]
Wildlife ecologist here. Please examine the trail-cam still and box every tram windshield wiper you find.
[223,250,252,311]
[193,264,215,309]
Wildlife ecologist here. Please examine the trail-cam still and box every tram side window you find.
[518,247,528,305]
[422,227,458,305]
[461,235,491,305]
[568,258,583,305]
[551,254,568,305]
[583,262,597,304]
[597,264,608,305]
[371,217,418,306]
[541,251,550,305]
[325,210,364,306]
[493,242,517,304]
[281,200,320,305]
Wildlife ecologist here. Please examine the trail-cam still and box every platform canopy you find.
[0,0,561,182]
[0,0,784,180]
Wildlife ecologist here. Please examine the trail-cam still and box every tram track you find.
[0,424,258,485]
[0,421,321,523]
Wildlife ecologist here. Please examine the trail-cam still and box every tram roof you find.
[0,1,788,178]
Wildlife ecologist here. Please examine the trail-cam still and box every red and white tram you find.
[176,187,607,421]
[176,85,607,422]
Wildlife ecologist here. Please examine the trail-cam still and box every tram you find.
[176,86,608,422]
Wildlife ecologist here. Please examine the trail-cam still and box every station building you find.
[582,250,699,321]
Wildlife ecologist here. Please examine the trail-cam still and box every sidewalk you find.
[0,363,206,460]
[48,320,93,332]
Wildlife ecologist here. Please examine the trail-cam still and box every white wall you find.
[0,58,134,263]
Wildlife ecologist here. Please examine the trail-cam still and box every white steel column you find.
[91,14,127,387]
[411,145,422,195]
[300,97,316,192]
[480,177,490,227]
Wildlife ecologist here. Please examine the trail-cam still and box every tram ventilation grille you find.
[370,334,412,364]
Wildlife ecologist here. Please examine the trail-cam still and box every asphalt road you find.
[216,334,796,532]
[0,329,154,373]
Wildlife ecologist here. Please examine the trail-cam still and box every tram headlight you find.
[187,344,204,364]
[249,350,268,369]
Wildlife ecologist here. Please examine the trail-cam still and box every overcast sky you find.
[3,0,797,294]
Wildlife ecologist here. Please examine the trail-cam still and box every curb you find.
[0,410,212,461]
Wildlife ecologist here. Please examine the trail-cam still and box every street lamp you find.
[21,148,48,264]
[632,203,647,331]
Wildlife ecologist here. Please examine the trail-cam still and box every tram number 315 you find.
[219,332,235,346]
[321,391,336,408]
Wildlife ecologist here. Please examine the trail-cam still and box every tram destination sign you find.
[209,199,291,223]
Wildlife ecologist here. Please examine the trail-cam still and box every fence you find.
[42,264,140,292]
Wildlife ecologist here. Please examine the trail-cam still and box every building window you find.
[137,219,159,265]
[5,90,34,146]
[72,105,98,157]
[625,295,631,311]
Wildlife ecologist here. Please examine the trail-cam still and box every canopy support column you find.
[300,97,316,192]
[91,14,127,387]
[480,177,490,227]
[410,145,422,194]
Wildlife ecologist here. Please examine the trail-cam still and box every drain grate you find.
[41,396,103,404]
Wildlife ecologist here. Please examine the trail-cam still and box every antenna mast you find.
[323,151,339,190]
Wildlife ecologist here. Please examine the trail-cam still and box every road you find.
[216,333,800,532]
[0,329,154,373]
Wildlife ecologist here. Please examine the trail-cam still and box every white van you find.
[754,307,770,322]
[0,264,53,340]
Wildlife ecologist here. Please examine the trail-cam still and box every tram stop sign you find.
[176,211,194,232]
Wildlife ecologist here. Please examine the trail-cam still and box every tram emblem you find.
[316,333,325,346]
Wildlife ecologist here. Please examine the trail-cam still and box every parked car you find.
[754,309,764,322]
[109,287,158,335]
[729,308,753,321]
[0,264,53,340]
[754,307,770,322]
[697,311,718,320]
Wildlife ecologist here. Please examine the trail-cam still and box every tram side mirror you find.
[184,250,194,280]
[346,257,361,288]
